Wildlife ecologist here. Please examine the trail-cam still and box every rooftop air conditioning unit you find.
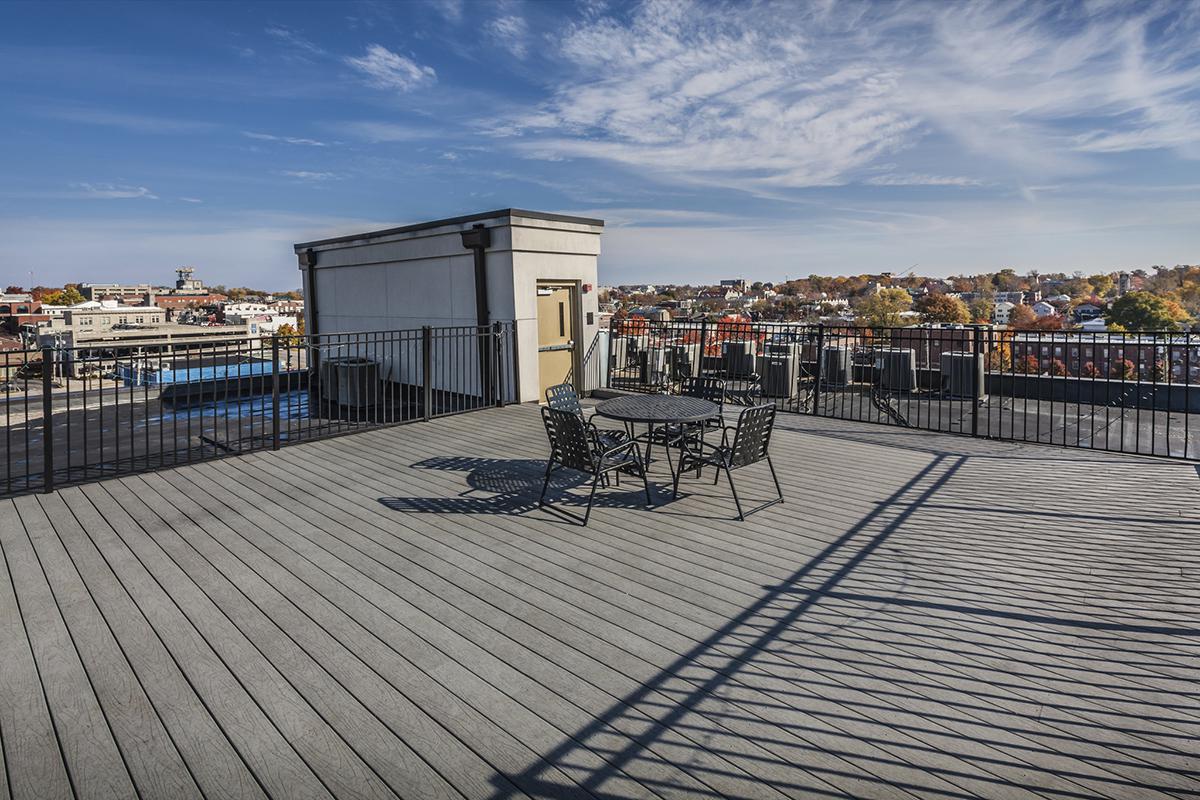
[761,349,800,398]
[722,340,756,378]
[875,348,916,392]
[820,346,851,387]
[940,351,985,399]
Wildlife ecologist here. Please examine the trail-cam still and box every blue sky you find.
[2,0,1199,288]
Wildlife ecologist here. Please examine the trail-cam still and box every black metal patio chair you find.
[672,403,782,521]
[539,407,652,526]
[545,382,630,449]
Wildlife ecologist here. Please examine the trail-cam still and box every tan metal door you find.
[537,284,576,401]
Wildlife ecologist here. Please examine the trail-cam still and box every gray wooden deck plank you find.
[238,438,1065,800]
[285,410,1195,800]
[49,486,269,800]
[6,496,137,800]
[131,470,527,800]
[84,481,398,800]
[68,483,333,800]
[27,492,203,800]
[2,405,1197,800]
[103,477,462,800]
[173,460,802,800]
[388,418,1200,750]
[0,500,74,800]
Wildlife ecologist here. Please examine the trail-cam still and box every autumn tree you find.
[1107,291,1190,332]
[854,288,912,328]
[1015,355,1041,374]
[1007,304,1038,329]
[915,293,970,324]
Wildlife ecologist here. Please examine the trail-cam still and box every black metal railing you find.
[1,322,515,497]
[603,319,1200,459]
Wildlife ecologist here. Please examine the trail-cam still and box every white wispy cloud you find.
[334,121,434,142]
[42,108,215,134]
[71,183,158,199]
[490,14,530,59]
[345,44,436,92]
[491,0,1200,194]
[243,131,328,146]
[864,173,983,187]
[279,170,341,181]
[264,25,327,57]
[428,0,463,23]
[179,197,203,203]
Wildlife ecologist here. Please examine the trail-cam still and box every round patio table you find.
[594,395,720,474]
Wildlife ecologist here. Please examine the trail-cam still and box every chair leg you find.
[583,471,601,526]
[672,453,684,499]
[538,461,554,506]
[639,459,653,508]
[725,464,745,521]
[767,454,783,502]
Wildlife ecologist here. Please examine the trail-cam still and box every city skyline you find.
[3,0,1199,286]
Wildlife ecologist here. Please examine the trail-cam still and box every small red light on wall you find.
[582,283,593,293]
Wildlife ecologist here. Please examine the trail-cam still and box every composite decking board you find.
[423,413,1200,743]
[146,469,747,800]
[84,482,399,800]
[47,487,269,800]
[204,460,902,800]
[67,484,334,800]
[134,469,560,800]
[238,438,1099,800]
[292,410,1200,796]
[3,407,1197,799]
[272,431,1180,800]
[246,448,1051,800]
[149,463,664,800]
[324,414,1200,700]
[179,459,822,800]
[101,478,461,800]
[0,500,74,800]
[26,492,203,800]
[422,412,1200,681]
[6,496,138,800]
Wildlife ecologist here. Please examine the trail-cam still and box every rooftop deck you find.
[1,403,1197,800]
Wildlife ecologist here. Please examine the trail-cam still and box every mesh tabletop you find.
[594,394,719,424]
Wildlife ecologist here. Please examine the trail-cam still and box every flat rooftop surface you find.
[1,405,1197,799]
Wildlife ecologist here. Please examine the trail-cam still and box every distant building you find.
[994,291,1026,305]
[1118,272,1132,296]
[993,301,1016,325]
[720,279,747,292]
[1031,301,1057,318]
[1073,303,1103,321]
[81,283,154,302]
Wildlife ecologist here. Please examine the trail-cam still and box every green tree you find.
[854,288,912,328]
[968,298,993,324]
[41,285,86,305]
[1107,291,1190,331]
[915,293,970,324]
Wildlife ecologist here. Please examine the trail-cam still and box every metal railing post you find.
[510,319,521,403]
[422,325,433,421]
[42,346,54,493]
[810,323,824,416]
[972,325,983,438]
[492,321,504,408]
[697,318,708,380]
[271,336,281,450]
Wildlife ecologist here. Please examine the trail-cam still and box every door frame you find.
[536,279,583,398]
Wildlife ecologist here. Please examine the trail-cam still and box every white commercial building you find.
[294,209,603,403]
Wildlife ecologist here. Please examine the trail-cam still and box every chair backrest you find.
[729,404,776,468]
[545,382,584,416]
[680,376,725,406]
[541,407,596,473]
